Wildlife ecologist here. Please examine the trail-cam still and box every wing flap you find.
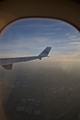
[2,64,13,70]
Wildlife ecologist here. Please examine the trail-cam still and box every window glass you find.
[0,18,80,120]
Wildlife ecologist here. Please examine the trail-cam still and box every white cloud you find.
[66,32,70,36]
[66,32,80,41]
[43,32,55,35]
[70,35,80,41]
[45,27,62,31]
[69,42,80,45]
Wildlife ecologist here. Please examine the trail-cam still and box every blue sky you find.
[0,18,80,62]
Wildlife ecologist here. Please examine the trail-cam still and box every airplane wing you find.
[0,47,52,70]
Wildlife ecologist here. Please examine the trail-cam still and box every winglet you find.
[38,47,52,59]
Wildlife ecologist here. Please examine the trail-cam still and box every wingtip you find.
[47,47,52,49]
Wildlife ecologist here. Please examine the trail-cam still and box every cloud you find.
[44,27,62,31]
[69,42,80,45]
[1,36,79,56]
[10,24,49,28]
[66,32,70,36]
[66,32,80,41]
[42,32,55,35]
[67,42,80,51]
[48,52,80,62]
[0,36,53,57]
[0,18,80,61]
[69,35,80,41]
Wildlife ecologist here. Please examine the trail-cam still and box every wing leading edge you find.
[0,47,52,70]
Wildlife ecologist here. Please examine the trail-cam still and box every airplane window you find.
[0,18,80,120]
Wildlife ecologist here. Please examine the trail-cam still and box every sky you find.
[0,18,80,62]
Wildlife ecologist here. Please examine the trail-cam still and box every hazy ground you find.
[0,61,80,120]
